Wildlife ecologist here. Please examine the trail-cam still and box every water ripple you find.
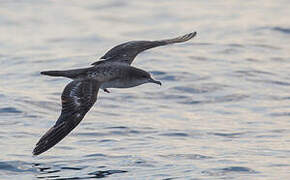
[0,107,22,114]
[220,166,257,173]
[272,27,290,34]
[247,79,290,86]
[88,170,127,178]
[159,154,213,160]
[181,94,248,105]
[270,112,290,117]
[34,163,127,179]
[210,132,245,138]
[159,132,189,137]
[172,83,224,94]
[234,70,275,77]
[202,166,257,176]
[0,161,36,173]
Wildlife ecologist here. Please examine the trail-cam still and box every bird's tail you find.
[41,68,90,79]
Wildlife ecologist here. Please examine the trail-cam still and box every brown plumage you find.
[33,32,196,155]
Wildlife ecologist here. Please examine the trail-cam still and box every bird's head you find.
[127,67,162,87]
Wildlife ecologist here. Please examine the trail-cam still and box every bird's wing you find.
[33,79,100,155]
[92,32,197,66]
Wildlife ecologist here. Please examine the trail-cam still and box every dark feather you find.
[91,32,197,66]
[33,79,100,155]
[40,67,93,79]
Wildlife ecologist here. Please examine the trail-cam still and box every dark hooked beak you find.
[149,78,162,86]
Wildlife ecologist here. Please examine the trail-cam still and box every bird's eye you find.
[142,75,148,78]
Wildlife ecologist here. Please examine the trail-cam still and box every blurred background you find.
[0,0,289,179]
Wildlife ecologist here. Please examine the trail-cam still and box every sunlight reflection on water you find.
[0,0,290,179]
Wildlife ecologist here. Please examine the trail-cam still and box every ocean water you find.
[0,0,290,179]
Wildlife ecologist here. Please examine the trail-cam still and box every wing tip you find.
[33,139,49,156]
[32,149,40,156]
[165,31,197,44]
[182,31,197,41]
[191,31,197,37]
[32,145,43,156]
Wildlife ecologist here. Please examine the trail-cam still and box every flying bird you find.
[33,32,196,155]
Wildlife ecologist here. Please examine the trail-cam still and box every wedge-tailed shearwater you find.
[33,32,196,155]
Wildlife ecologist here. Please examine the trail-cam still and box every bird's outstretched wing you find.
[92,32,197,66]
[33,79,100,155]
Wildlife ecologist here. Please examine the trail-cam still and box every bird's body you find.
[33,32,196,155]
[41,63,161,89]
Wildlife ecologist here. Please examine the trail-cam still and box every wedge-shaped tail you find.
[41,67,92,79]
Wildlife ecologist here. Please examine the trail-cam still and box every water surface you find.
[0,0,290,179]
